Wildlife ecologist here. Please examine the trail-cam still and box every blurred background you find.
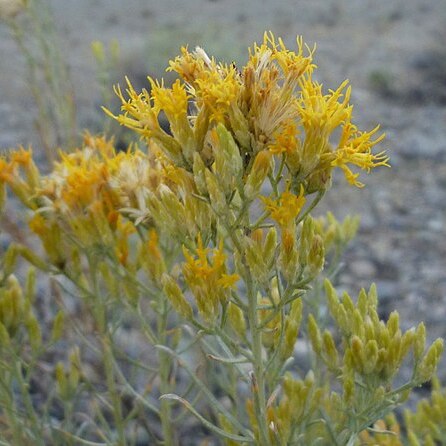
[1,0,446,378]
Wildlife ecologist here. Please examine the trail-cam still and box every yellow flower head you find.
[242,33,314,140]
[0,147,40,206]
[331,123,389,187]
[0,157,15,184]
[182,235,239,320]
[269,120,300,155]
[298,78,352,133]
[261,185,306,229]
[28,213,47,237]
[168,45,207,84]
[61,164,108,209]
[182,234,221,281]
[150,78,189,121]
[10,146,33,167]
[170,46,241,122]
[217,273,240,290]
[194,64,241,122]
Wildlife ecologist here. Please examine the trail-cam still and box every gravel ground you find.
[1,0,446,414]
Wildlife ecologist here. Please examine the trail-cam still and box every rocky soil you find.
[1,0,446,428]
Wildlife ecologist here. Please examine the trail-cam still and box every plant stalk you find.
[246,274,270,446]
[158,300,174,446]
[225,201,270,445]
[88,258,126,445]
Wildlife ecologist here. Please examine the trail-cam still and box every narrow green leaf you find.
[155,345,252,438]
[160,394,254,443]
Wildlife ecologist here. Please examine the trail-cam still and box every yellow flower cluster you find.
[333,281,441,383]
[261,185,306,229]
[0,146,39,209]
[0,266,41,349]
[110,31,388,196]
[404,376,446,445]
[360,376,446,445]
[182,235,239,321]
[308,280,444,420]
[313,211,360,254]
[1,134,163,251]
[252,371,322,444]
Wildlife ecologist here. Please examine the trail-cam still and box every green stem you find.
[88,258,126,445]
[247,277,270,446]
[0,361,23,445]
[249,211,270,231]
[296,190,325,225]
[224,214,270,445]
[158,300,174,446]
[9,342,47,446]
[102,335,126,445]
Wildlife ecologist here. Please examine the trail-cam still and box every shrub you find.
[0,32,443,445]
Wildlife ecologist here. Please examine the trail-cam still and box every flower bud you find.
[227,302,246,338]
[305,165,332,193]
[25,314,41,350]
[192,152,208,196]
[352,310,365,339]
[279,229,299,283]
[368,283,378,308]
[51,310,65,342]
[357,288,368,317]
[363,340,379,374]
[2,244,18,279]
[158,184,186,225]
[350,335,365,373]
[322,330,339,369]
[0,322,10,346]
[289,298,302,325]
[416,338,444,384]
[307,234,325,276]
[24,267,36,304]
[406,431,421,446]
[308,314,322,354]
[204,169,227,215]
[68,347,81,391]
[413,322,426,362]
[263,227,277,263]
[162,274,193,319]
[245,240,267,283]
[281,319,298,359]
[228,103,251,149]
[244,150,272,199]
[214,124,243,182]
[142,229,166,286]
[55,362,68,399]
[299,216,314,266]
[343,373,355,403]
[387,311,400,337]
[400,327,415,358]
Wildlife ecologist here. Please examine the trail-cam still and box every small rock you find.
[427,218,444,232]
[375,280,400,303]
[350,259,377,278]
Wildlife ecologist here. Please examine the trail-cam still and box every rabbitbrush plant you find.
[0,33,444,445]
